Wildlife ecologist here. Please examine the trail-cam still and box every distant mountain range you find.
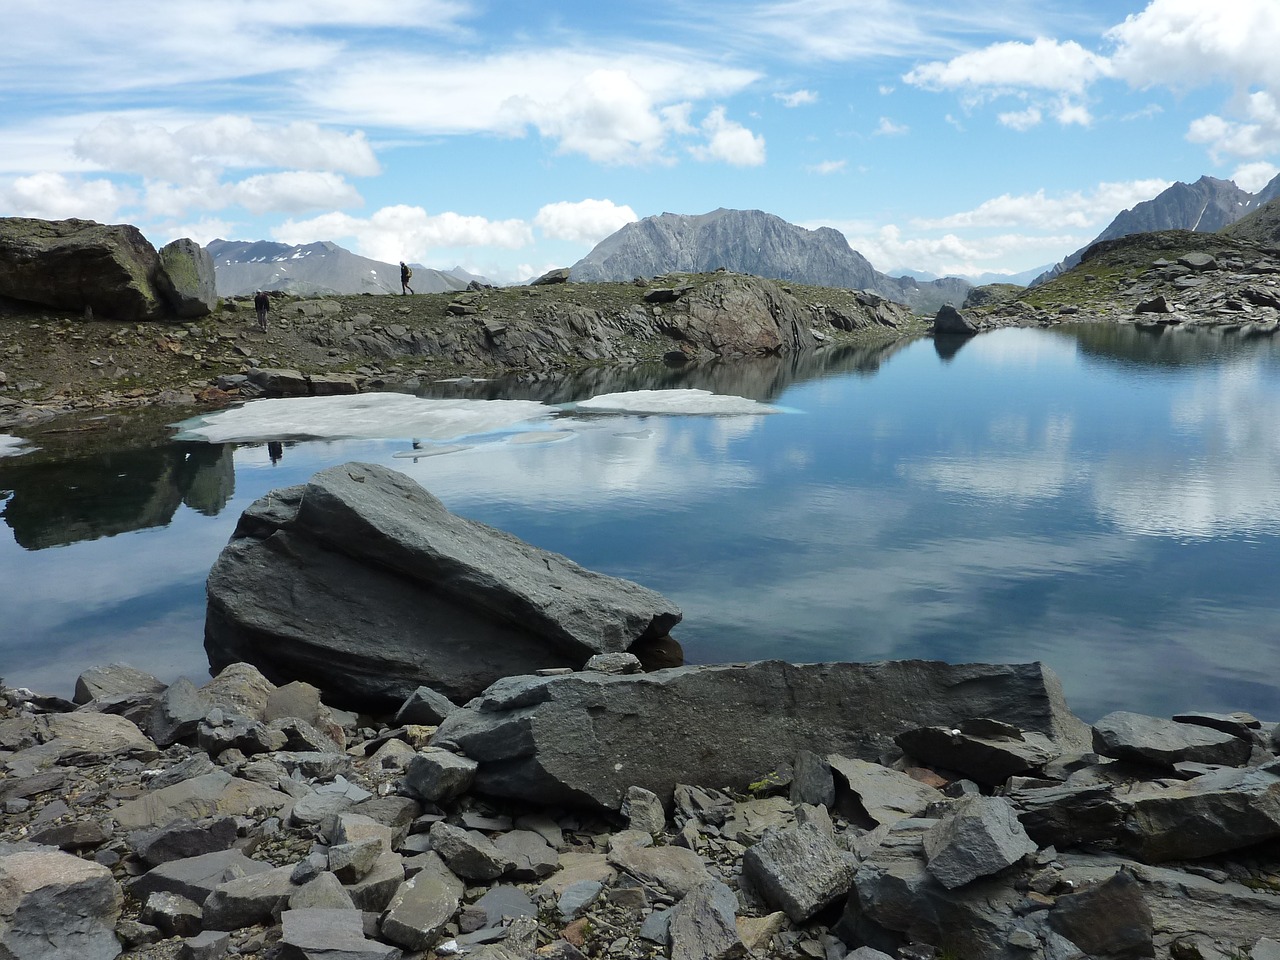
[208,239,486,297]
[1032,174,1280,286]
[569,208,971,314]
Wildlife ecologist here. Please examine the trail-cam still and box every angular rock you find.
[1093,712,1252,768]
[404,747,476,803]
[0,850,122,960]
[895,724,1060,786]
[195,864,297,931]
[427,821,511,881]
[491,829,559,881]
[246,368,310,397]
[669,879,745,960]
[328,838,383,884]
[288,872,355,911]
[933,304,978,335]
[1048,869,1154,958]
[828,756,942,827]
[278,908,399,960]
[393,685,458,726]
[922,796,1037,889]
[205,463,682,706]
[180,930,231,960]
[623,785,667,835]
[148,678,213,747]
[0,217,166,320]
[343,852,404,912]
[1008,782,1127,848]
[379,852,464,951]
[531,267,571,285]
[790,749,836,808]
[128,849,273,906]
[156,238,217,318]
[139,891,203,938]
[608,831,710,899]
[31,711,159,764]
[434,659,1085,809]
[740,821,856,922]
[73,663,166,705]
[1120,763,1280,862]
[113,770,287,830]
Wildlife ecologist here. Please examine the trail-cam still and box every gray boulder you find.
[404,747,476,803]
[668,879,744,960]
[922,796,1037,889]
[393,686,458,726]
[1047,869,1154,959]
[380,853,463,951]
[1093,711,1252,768]
[278,908,399,960]
[155,238,217,318]
[933,304,979,335]
[827,756,942,827]
[740,822,857,922]
[433,659,1086,810]
[206,463,681,706]
[894,723,1060,786]
[1120,763,1280,862]
[129,848,273,908]
[0,217,167,320]
[0,850,122,960]
[73,663,166,705]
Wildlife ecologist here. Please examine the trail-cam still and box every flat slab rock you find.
[205,462,682,707]
[433,658,1087,809]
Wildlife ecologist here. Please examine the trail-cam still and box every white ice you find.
[571,389,781,416]
[0,435,35,458]
[172,393,556,444]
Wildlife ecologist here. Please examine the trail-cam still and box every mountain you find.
[1220,194,1280,245]
[207,239,485,297]
[892,264,1053,287]
[1032,174,1280,286]
[569,208,969,314]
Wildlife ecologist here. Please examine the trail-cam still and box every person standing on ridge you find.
[253,290,269,331]
[400,261,414,294]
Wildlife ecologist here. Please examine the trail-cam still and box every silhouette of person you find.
[400,262,414,295]
[254,290,269,331]
[268,441,283,464]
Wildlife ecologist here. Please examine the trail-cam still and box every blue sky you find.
[4,1,1278,283]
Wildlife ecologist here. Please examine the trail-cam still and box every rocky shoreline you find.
[2,653,1278,960]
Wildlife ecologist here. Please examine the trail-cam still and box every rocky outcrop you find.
[655,273,817,358]
[155,239,217,318]
[204,462,682,707]
[431,659,1089,809]
[0,218,213,321]
[3,661,1279,960]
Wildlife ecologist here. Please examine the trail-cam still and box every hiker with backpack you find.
[400,261,414,294]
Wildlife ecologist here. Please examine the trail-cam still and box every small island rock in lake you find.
[204,462,683,707]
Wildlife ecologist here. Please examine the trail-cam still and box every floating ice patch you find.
[572,389,782,416]
[0,434,35,458]
[508,431,574,445]
[172,393,556,444]
[392,444,470,458]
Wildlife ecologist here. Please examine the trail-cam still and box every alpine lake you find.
[3,322,1279,724]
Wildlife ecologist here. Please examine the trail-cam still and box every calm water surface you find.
[3,324,1279,722]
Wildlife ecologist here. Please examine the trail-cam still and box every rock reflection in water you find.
[0,442,234,550]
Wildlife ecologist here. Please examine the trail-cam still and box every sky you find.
[4,1,1279,285]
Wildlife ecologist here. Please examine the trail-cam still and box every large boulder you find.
[0,850,122,960]
[661,274,816,357]
[432,659,1088,810]
[155,238,217,317]
[205,463,682,707]
[0,217,167,320]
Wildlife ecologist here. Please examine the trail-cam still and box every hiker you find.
[254,290,269,331]
[400,261,414,294]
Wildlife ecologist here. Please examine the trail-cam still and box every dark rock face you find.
[205,463,682,707]
[156,238,217,318]
[569,208,970,314]
[0,217,213,321]
[432,659,1088,809]
[932,304,978,335]
[659,274,817,357]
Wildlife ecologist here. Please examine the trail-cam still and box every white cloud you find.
[74,115,379,182]
[227,171,363,216]
[998,106,1043,131]
[1187,92,1280,163]
[874,117,909,137]
[0,171,136,221]
[913,179,1172,230]
[904,38,1111,95]
[1107,0,1280,92]
[774,89,818,108]
[1054,100,1093,127]
[534,199,638,244]
[1232,161,1280,193]
[690,108,766,166]
[806,160,847,175]
[273,205,534,264]
[157,218,240,247]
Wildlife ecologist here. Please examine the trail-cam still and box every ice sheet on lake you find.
[572,389,782,416]
[0,435,35,458]
[172,393,556,443]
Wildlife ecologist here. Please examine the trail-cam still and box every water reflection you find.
[0,443,235,550]
[1,325,1278,723]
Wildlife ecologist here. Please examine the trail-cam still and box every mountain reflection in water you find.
[1,325,1278,724]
